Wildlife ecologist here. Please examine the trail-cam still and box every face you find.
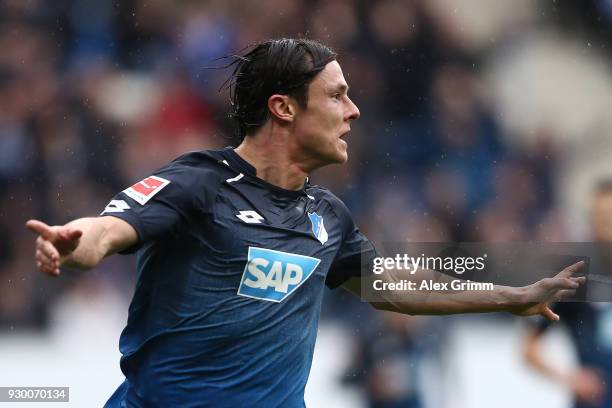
[290,60,360,167]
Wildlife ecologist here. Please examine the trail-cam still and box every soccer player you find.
[522,181,612,408]
[26,39,584,407]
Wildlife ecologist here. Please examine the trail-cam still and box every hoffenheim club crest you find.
[308,212,328,244]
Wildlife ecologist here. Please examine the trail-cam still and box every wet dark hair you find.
[223,39,337,139]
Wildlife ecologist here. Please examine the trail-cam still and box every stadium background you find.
[1,0,612,406]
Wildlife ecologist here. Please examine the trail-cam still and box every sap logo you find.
[237,247,321,302]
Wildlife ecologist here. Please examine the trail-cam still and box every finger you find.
[35,243,59,273]
[43,262,60,276]
[40,240,60,262]
[547,277,580,290]
[35,249,52,266]
[36,260,56,276]
[35,247,53,270]
[552,289,577,302]
[65,229,82,241]
[58,229,82,247]
[41,257,59,273]
[25,219,55,241]
[38,260,55,275]
[558,260,585,278]
[542,306,560,322]
[571,276,586,285]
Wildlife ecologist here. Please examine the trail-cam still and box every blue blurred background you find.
[2,0,612,406]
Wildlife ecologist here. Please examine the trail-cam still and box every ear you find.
[267,94,295,123]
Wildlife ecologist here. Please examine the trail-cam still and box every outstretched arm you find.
[26,216,138,275]
[342,261,585,321]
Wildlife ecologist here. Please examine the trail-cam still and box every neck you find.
[234,126,309,191]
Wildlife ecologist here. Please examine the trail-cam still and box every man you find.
[26,39,583,407]
[523,182,612,408]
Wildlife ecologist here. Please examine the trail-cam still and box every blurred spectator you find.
[343,311,426,408]
[522,181,612,408]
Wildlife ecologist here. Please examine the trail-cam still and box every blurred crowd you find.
[1,0,612,407]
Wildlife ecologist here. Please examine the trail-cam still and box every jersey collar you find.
[221,147,309,199]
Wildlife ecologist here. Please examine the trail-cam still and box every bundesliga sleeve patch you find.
[123,175,171,205]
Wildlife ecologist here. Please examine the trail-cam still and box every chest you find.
[190,182,343,302]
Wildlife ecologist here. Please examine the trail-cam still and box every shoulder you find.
[125,149,239,211]
[154,149,236,190]
[162,149,232,177]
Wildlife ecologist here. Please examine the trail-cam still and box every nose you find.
[346,97,360,121]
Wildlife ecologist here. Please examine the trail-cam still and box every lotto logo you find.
[236,210,264,224]
[101,200,130,214]
[237,247,321,302]
[123,176,170,205]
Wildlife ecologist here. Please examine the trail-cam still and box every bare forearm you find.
[354,260,583,320]
[61,216,136,270]
[61,217,112,269]
[369,268,525,315]
[374,282,522,315]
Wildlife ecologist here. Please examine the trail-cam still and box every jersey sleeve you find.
[325,197,378,289]
[99,155,219,253]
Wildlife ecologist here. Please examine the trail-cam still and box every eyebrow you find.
[332,84,349,93]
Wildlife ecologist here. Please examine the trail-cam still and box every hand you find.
[25,219,82,276]
[509,261,586,321]
[566,367,605,405]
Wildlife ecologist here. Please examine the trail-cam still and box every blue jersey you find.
[101,148,376,407]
